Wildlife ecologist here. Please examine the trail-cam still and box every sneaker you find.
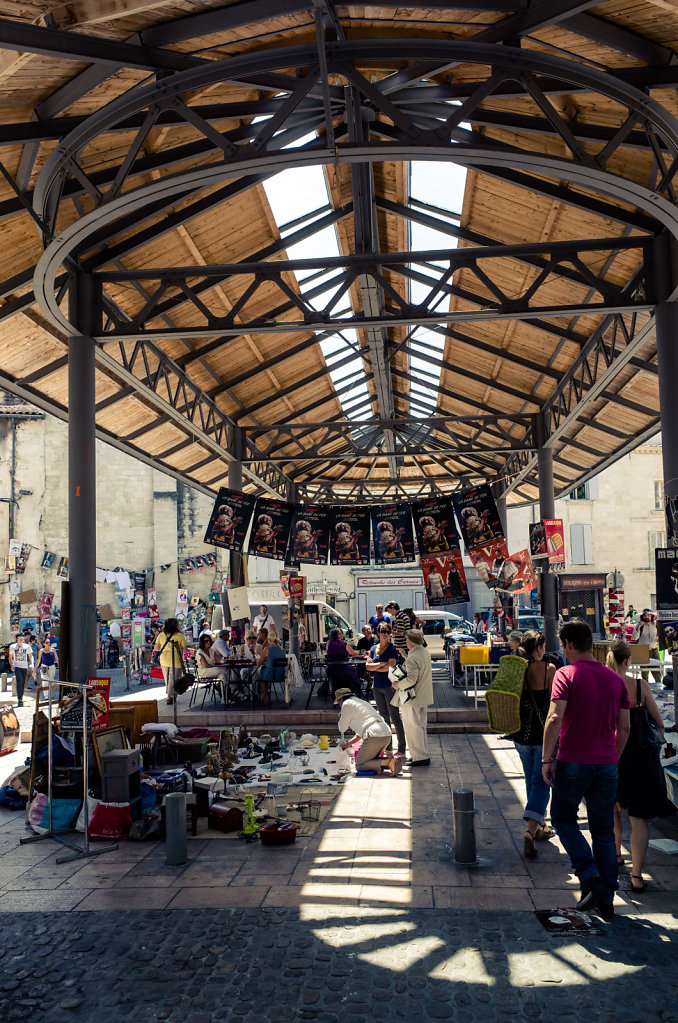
[577,875,601,910]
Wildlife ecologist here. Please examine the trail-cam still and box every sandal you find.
[535,825,556,842]
[523,832,537,859]
[631,874,647,892]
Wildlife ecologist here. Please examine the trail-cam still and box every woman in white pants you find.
[391,629,433,767]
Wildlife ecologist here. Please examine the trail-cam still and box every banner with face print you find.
[287,506,331,565]
[412,496,460,556]
[370,505,415,565]
[329,506,371,566]
[247,497,294,562]
[421,551,469,606]
[204,487,256,554]
[494,548,537,595]
[468,537,510,589]
[452,485,503,551]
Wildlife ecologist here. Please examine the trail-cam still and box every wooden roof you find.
[0,1,673,505]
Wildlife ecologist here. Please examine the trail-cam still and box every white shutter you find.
[582,523,593,564]
[570,524,585,564]
[587,478,598,500]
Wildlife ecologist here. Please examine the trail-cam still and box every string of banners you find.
[5,538,218,581]
[203,485,538,606]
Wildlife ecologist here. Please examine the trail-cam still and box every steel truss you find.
[0,29,668,501]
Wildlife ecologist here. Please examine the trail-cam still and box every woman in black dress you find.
[607,639,676,892]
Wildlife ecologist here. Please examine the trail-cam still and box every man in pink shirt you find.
[542,621,630,921]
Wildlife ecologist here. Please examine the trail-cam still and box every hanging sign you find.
[468,537,510,588]
[329,506,371,565]
[248,498,294,561]
[287,506,331,565]
[204,487,256,553]
[656,548,678,614]
[452,485,503,551]
[412,496,460,555]
[370,505,415,564]
[421,551,469,606]
[494,549,537,595]
[89,678,111,733]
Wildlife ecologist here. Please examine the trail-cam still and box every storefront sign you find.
[357,575,424,588]
[560,574,607,590]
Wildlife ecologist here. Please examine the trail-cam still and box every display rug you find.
[189,783,341,840]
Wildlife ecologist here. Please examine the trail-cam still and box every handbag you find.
[169,639,195,695]
[635,679,665,748]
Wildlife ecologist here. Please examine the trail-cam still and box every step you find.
[159,706,489,733]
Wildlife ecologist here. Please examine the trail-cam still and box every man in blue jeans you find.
[542,621,630,921]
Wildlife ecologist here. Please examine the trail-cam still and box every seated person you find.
[258,634,287,706]
[357,625,374,653]
[326,627,362,697]
[212,630,233,662]
[194,634,225,691]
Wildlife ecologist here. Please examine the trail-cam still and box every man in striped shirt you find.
[386,602,410,659]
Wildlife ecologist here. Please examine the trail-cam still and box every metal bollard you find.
[453,787,477,865]
[165,792,188,865]
[0,672,6,693]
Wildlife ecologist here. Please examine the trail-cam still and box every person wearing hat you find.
[390,629,434,767]
[335,688,402,776]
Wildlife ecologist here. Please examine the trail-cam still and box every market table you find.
[220,660,259,706]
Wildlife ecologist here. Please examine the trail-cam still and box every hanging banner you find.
[421,552,469,606]
[452,485,503,551]
[494,548,537,595]
[56,556,69,579]
[177,588,188,605]
[412,496,460,555]
[8,539,21,556]
[529,521,547,560]
[204,487,256,553]
[469,537,511,588]
[656,548,678,614]
[370,505,416,564]
[287,506,331,565]
[248,497,294,562]
[544,518,565,568]
[38,592,54,617]
[329,506,371,565]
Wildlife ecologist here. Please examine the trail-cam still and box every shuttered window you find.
[570,523,593,565]
[648,530,666,568]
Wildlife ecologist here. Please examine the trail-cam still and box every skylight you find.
[263,166,372,424]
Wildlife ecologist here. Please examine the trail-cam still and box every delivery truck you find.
[248,600,356,648]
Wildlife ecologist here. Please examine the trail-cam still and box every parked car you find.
[414,610,473,659]
[517,611,545,632]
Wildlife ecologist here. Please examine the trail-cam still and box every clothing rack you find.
[20,679,118,863]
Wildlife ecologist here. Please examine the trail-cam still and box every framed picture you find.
[92,726,130,774]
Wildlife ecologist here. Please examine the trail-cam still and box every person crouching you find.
[335,688,402,776]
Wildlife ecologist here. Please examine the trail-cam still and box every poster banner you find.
[421,551,469,606]
[177,589,188,606]
[412,497,460,555]
[659,619,678,653]
[452,485,503,550]
[8,539,22,556]
[15,544,31,575]
[370,505,416,564]
[544,518,566,567]
[529,521,547,560]
[89,677,111,733]
[204,487,256,553]
[287,506,331,565]
[248,498,294,562]
[656,548,678,611]
[494,548,537,595]
[56,556,69,579]
[227,586,250,621]
[329,506,371,565]
[468,537,510,589]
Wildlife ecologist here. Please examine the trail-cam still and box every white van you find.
[248,600,357,647]
[415,610,474,658]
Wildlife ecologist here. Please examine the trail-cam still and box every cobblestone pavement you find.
[2,734,678,1020]
[1,906,678,1023]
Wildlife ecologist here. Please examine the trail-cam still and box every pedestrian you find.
[390,629,433,767]
[632,609,659,680]
[152,618,187,705]
[335,688,401,775]
[253,604,277,636]
[8,632,33,707]
[365,623,407,757]
[542,621,631,920]
[508,630,523,653]
[368,604,391,631]
[607,640,676,892]
[36,637,58,684]
[29,634,40,686]
[509,631,556,859]
[385,601,411,659]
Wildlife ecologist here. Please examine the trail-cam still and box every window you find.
[568,479,598,501]
[655,480,664,510]
[252,557,279,583]
[648,530,666,567]
[570,523,593,565]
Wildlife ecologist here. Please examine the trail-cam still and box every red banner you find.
[89,677,111,733]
